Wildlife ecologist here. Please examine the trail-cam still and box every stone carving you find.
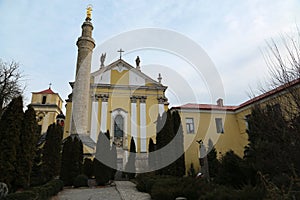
[136,56,141,70]
[0,183,8,199]
[114,136,123,148]
[100,53,106,68]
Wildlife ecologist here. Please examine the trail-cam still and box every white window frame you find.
[215,118,224,134]
[186,118,194,134]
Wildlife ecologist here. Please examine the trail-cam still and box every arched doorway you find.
[114,114,124,138]
[114,114,124,147]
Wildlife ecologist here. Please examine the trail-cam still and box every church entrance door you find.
[114,114,124,147]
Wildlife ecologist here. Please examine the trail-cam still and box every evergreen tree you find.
[246,104,299,187]
[30,148,44,186]
[0,96,23,191]
[72,137,83,180]
[60,136,73,185]
[110,143,117,180]
[216,150,247,188]
[159,110,177,176]
[42,123,63,181]
[60,135,83,186]
[125,137,136,179]
[105,129,110,140]
[16,105,39,189]
[247,105,290,175]
[83,158,93,179]
[172,110,186,177]
[104,129,117,180]
[155,114,163,175]
[207,139,220,178]
[148,138,155,170]
[94,132,110,185]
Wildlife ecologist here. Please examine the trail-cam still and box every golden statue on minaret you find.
[86,5,93,21]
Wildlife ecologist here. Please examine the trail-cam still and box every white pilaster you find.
[159,104,164,116]
[140,97,147,152]
[131,97,137,139]
[158,97,165,116]
[90,98,99,142]
[100,100,108,132]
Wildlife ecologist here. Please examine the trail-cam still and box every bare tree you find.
[0,59,23,117]
[262,28,300,118]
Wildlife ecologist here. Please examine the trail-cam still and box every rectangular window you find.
[215,118,224,133]
[42,96,47,104]
[186,118,194,134]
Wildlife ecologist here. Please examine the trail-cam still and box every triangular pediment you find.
[91,59,163,87]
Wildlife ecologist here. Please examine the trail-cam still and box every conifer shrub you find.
[200,185,265,200]
[83,158,94,178]
[136,174,213,200]
[150,177,182,200]
[4,179,63,200]
[3,190,37,200]
[73,174,88,188]
[93,158,110,185]
[135,173,159,193]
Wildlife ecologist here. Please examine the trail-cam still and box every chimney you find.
[217,98,223,107]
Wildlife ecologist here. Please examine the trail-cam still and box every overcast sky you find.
[1,0,300,110]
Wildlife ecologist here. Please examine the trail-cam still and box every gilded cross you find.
[117,48,124,59]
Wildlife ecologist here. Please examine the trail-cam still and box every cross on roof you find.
[117,48,124,59]
[49,83,52,89]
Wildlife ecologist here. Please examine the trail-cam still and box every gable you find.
[91,59,160,87]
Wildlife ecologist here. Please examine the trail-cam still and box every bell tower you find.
[70,6,95,135]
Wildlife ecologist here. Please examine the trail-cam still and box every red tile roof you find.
[238,78,300,110]
[173,103,237,111]
[173,78,300,112]
[33,88,55,94]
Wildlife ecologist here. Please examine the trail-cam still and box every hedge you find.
[4,179,64,200]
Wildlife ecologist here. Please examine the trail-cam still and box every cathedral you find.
[31,7,300,173]
[63,7,168,168]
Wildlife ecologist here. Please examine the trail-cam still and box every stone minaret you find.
[70,6,95,135]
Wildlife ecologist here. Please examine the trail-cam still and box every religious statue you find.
[100,53,106,67]
[86,5,93,20]
[135,56,140,68]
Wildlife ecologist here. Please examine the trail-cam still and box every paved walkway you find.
[51,181,151,200]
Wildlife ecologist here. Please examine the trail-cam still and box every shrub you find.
[215,150,248,188]
[83,158,93,178]
[150,176,182,200]
[200,185,265,200]
[181,177,211,199]
[136,174,220,200]
[73,174,88,188]
[4,179,63,200]
[135,173,160,193]
[4,190,37,200]
[93,159,110,186]
[236,185,265,200]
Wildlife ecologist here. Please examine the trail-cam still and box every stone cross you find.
[117,48,124,59]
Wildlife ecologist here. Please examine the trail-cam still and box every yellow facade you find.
[64,11,300,173]
[64,59,168,156]
[173,80,300,173]
[30,87,63,134]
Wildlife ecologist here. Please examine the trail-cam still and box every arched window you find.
[114,115,123,138]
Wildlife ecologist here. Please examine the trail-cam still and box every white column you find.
[159,104,164,116]
[90,97,99,142]
[131,96,137,140]
[100,95,108,132]
[158,97,165,116]
[140,97,147,152]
